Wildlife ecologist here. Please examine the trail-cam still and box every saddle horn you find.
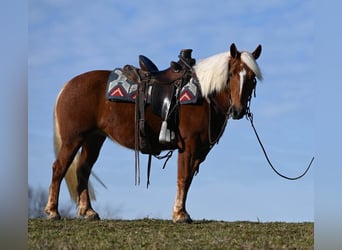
[178,49,196,67]
[179,49,192,59]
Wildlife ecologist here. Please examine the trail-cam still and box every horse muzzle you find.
[230,105,245,120]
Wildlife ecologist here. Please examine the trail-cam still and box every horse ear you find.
[170,61,182,72]
[252,44,262,60]
[230,43,239,59]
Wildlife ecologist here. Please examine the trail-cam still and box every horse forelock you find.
[241,51,263,81]
[193,52,230,98]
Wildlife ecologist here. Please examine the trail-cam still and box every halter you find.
[207,74,258,146]
[245,78,257,118]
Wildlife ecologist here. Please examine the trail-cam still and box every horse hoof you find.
[47,213,61,220]
[44,207,61,220]
[173,217,192,224]
[85,211,100,221]
[172,212,192,223]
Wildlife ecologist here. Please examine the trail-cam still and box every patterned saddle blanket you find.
[105,68,201,104]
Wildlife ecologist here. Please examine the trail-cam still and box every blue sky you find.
[29,0,315,222]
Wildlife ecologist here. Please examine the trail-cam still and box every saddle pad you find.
[179,77,201,104]
[105,68,138,101]
[106,68,201,104]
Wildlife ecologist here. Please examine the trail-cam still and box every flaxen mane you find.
[194,51,262,97]
[194,52,230,98]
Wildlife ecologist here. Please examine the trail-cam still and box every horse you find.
[44,43,263,223]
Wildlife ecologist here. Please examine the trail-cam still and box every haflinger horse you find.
[45,43,263,223]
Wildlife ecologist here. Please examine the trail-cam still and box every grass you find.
[28,218,313,249]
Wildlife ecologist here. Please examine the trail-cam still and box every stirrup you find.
[159,121,175,144]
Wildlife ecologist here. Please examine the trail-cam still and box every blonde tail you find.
[53,109,96,204]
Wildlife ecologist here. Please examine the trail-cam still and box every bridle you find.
[207,71,258,146]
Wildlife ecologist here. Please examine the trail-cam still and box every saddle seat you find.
[122,61,183,85]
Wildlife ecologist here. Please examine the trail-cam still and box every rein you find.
[244,81,314,180]
[246,110,314,180]
[207,75,232,146]
[207,97,231,146]
[208,75,314,180]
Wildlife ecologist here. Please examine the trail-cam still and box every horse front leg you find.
[172,150,201,223]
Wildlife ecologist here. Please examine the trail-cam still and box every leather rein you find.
[207,76,314,180]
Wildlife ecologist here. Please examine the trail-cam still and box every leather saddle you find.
[122,49,195,152]
[124,50,196,187]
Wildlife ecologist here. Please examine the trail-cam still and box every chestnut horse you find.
[45,43,263,223]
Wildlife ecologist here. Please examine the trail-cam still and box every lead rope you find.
[246,111,314,180]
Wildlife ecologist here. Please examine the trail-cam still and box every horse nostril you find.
[231,106,238,118]
[231,106,244,120]
[232,108,238,117]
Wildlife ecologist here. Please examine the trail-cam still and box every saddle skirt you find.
[105,68,201,105]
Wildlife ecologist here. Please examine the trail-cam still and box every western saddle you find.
[121,50,195,185]
[122,49,195,150]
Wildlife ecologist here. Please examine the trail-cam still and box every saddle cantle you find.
[139,55,159,72]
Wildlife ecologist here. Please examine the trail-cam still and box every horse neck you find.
[209,90,231,116]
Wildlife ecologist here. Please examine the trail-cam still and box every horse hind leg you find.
[76,133,106,220]
[44,140,82,220]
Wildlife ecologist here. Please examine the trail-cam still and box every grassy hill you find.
[28,218,313,249]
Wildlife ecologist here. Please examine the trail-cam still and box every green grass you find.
[28,218,313,249]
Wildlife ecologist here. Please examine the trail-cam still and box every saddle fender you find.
[150,83,176,121]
